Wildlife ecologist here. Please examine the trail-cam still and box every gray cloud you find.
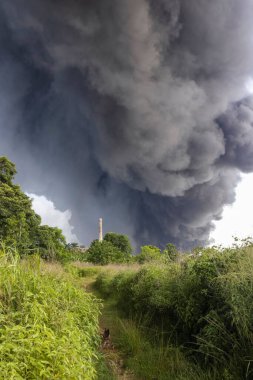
[0,0,253,249]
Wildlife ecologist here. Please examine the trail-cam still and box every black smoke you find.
[0,0,253,249]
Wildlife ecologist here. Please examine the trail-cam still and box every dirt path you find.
[83,277,136,380]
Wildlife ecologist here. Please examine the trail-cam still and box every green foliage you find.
[0,249,101,379]
[72,265,102,278]
[0,156,17,184]
[94,245,253,379]
[163,243,179,261]
[137,245,162,263]
[0,159,41,252]
[35,225,68,261]
[0,156,72,261]
[95,271,118,297]
[115,319,215,380]
[86,239,126,265]
[66,243,88,261]
[96,355,117,380]
[104,232,132,256]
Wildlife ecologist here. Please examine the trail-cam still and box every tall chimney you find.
[99,218,103,242]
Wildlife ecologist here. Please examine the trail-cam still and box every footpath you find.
[83,276,136,380]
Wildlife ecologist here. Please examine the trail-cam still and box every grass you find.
[94,293,217,380]
[90,273,215,380]
[116,319,217,380]
[68,261,141,279]
[92,245,253,379]
[0,247,114,380]
[3,244,252,379]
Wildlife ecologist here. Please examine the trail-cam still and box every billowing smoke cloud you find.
[0,0,253,249]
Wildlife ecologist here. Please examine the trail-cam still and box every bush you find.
[104,232,132,256]
[0,249,101,379]
[163,243,179,262]
[94,270,117,298]
[137,245,162,264]
[94,245,253,379]
[86,240,126,265]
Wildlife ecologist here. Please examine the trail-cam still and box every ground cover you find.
[74,244,253,379]
[0,248,112,380]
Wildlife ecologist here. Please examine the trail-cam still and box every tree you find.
[35,225,67,261]
[66,242,88,261]
[137,245,161,264]
[0,156,17,184]
[0,157,41,252]
[0,156,69,260]
[86,239,125,265]
[163,243,178,262]
[104,232,132,256]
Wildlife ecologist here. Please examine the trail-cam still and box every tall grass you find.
[94,245,253,379]
[0,247,102,379]
[108,317,217,380]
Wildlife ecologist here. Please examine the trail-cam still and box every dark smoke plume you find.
[0,0,253,249]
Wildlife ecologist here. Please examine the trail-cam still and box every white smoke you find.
[27,193,79,243]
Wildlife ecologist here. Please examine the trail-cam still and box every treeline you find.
[79,235,179,265]
[0,156,180,265]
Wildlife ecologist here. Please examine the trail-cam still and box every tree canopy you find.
[0,156,68,260]
[163,243,178,262]
[104,232,132,256]
[0,156,17,184]
[86,239,126,265]
[137,245,161,263]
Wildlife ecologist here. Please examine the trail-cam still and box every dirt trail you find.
[83,277,136,380]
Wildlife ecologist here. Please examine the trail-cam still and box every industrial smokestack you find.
[99,218,103,242]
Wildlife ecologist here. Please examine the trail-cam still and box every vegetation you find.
[163,242,179,262]
[94,245,253,379]
[0,248,102,379]
[2,155,253,379]
[0,156,71,261]
[104,232,132,256]
[0,156,41,253]
[136,245,162,264]
[0,157,116,379]
[86,239,129,265]
[113,318,215,380]
[85,232,133,265]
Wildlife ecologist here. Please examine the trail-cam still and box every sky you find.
[27,193,79,244]
[29,78,253,247]
[210,173,253,247]
[1,1,253,250]
[28,172,253,248]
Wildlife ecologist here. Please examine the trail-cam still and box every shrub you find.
[163,243,179,262]
[86,239,126,265]
[104,232,132,256]
[94,245,253,379]
[94,271,117,298]
[0,249,101,379]
[137,245,162,264]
